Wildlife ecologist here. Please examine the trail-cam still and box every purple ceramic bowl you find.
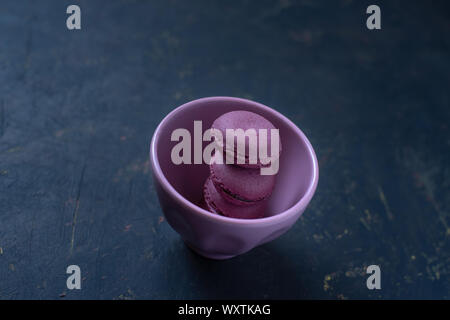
[150,97,319,259]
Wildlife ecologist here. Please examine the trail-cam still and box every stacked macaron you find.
[202,111,281,219]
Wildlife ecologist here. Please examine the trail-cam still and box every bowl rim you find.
[150,96,319,226]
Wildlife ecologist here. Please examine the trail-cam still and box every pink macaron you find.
[211,110,281,168]
[203,177,266,219]
[209,154,276,206]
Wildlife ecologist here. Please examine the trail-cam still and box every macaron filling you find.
[203,177,265,219]
[218,183,263,204]
[209,153,276,206]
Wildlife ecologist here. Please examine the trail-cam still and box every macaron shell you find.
[213,148,270,169]
[203,177,266,219]
[198,198,216,214]
[211,111,281,168]
[210,155,276,206]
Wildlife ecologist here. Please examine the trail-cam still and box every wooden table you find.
[0,0,448,299]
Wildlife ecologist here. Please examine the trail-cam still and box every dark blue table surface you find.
[0,0,449,299]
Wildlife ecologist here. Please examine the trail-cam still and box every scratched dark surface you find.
[0,0,449,300]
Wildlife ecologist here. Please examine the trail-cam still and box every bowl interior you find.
[154,98,316,217]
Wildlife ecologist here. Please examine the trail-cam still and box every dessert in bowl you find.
[150,96,319,259]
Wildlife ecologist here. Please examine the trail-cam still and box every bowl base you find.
[184,241,237,260]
